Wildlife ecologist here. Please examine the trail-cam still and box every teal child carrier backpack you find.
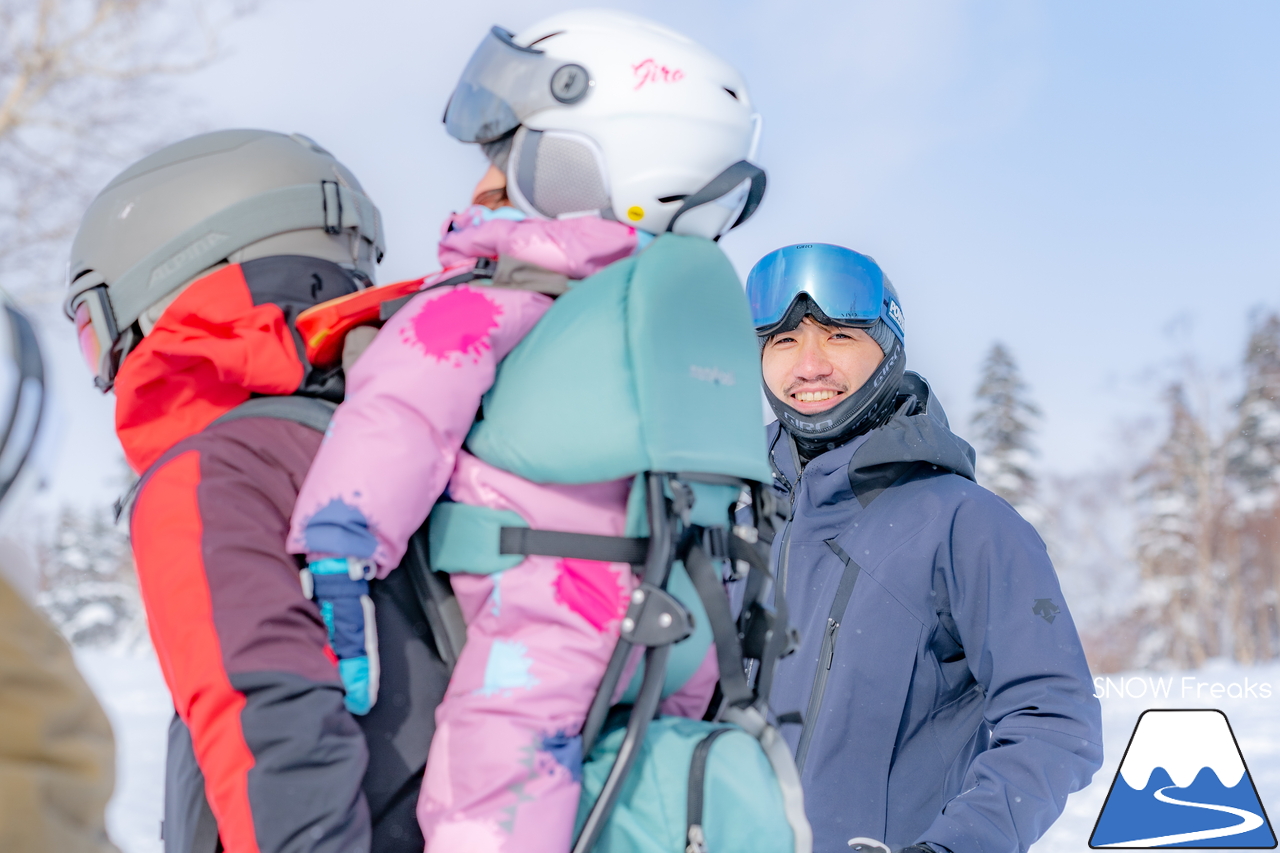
[428,234,812,853]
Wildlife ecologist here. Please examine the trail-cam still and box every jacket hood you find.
[114,256,358,472]
[770,372,976,507]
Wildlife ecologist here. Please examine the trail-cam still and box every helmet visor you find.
[747,243,890,335]
[444,27,592,144]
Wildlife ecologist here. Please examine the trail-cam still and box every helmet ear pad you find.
[506,126,613,220]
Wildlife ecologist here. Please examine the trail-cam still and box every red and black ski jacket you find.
[121,256,371,853]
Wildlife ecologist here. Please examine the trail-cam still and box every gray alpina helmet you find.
[65,129,385,390]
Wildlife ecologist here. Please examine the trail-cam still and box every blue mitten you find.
[302,557,379,715]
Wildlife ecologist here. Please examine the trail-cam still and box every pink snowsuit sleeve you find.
[287,210,640,572]
[438,209,639,278]
[287,283,552,572]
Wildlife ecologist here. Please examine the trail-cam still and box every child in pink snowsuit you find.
[287,186,717,852]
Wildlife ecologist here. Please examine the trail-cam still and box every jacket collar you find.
[768,372,976,511]
[114,257,358,472]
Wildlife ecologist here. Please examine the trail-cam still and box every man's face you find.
[761,316,885,415]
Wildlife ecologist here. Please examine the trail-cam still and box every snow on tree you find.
[36,505,147,652]
[1226,312,1280,511]
[1040,467,1141,672]
[0,0,259,292]
[1223,311,1280,662]
[1131,383,1228,669]
[972,342,1043,525]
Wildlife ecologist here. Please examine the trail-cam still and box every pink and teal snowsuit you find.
[287,207,717,852]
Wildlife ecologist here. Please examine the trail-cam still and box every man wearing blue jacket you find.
[745,244,1103,853]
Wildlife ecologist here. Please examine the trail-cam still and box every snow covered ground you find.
[76,648,170,853]
[76,647,1280,853]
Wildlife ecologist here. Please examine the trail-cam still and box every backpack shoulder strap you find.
[114,395,338,524]
[212,395,338,432]
[211,394,469,672]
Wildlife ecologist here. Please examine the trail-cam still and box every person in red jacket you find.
[65,129,433,853]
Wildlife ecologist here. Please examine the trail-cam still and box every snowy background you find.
[5,0,1280,851]
[81,647,1280,853]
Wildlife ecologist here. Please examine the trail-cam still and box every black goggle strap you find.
[0,305,44,503]
[665,160,767,236]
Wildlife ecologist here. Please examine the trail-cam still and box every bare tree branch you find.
[0,0,260,297]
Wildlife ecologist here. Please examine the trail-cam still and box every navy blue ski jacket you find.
[765,376,1102,853]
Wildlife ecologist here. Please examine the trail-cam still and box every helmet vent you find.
[517,130,611,218]
[723,87,739,100]
[526,30,565,48]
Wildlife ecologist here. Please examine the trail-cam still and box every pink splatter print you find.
[554,559,627,632]
[402,287,502,363]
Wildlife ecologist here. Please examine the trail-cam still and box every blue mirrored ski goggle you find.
[746,243,903,342]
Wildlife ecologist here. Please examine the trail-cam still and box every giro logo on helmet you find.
[632,58,684,90]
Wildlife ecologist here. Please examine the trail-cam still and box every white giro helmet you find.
[444,9,765,239]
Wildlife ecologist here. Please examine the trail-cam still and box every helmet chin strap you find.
[766,338,906,457]
[666,160,766,238]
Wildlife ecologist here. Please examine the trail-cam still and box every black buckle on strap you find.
[618,583,694,647]
[702,525,729,561]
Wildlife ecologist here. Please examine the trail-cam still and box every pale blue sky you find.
[40,0,1280,508]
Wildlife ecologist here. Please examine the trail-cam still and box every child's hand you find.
[301,557,379,715]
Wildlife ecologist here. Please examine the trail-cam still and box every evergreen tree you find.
[1223,312,1280,661]
[1039,468,1141,672]
[972,342,1042,522]
[36,506,146,652]
[1132,384,1226,668]
[1226,312,1280,512]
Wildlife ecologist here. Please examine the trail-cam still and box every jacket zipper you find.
[794,616,839,772]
